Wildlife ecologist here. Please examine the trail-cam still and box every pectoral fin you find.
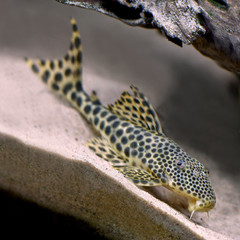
[86,137,128,167]
[115,166,163,186]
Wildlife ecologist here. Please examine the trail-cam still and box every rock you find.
[0,56,231,240]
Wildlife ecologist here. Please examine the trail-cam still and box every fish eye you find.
[202,169,210,177]
[176,159,186,169]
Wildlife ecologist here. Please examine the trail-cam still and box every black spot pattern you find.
[65,68,72,76]
[110,135,116,143]
[58,60,63,68]
[121,137,128,144]
[55,72,62,82]
[93,107,101,115]
[75,81,82,92]
[101,111,108,118]
[130,142,137,148]
[72,23,78,32]
[116,129,123,137]
[71,92,77,101]
[100,121,105,130]
[131,150,138,157]
[32,64,39,73]
[75,37,81,48]
[76,97,82,107]
[50,61,55,70]
[52,83,59,91]
[84,105,91,114]
[26,18,216,214]
[105,126,111,136]
[42,70,50,83]
[77,51,82,63]
[124,147,130,157]
[126,127,134,133]
[71,56,75,64]
[94,117,99,125]
[40,60,46,66]
[116,143,122,152]
[107,115,117,122]
[63,83,73,95]
[112,121,120,128]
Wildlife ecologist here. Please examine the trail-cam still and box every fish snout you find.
[188,196,216,214]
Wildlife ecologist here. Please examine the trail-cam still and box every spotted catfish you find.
[26,19,216,219]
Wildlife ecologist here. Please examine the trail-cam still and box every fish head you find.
[161,146,216,215]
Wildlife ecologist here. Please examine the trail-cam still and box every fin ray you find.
[115,166,162,186]
[86,137,128,167]
[26,18,83,99]
[108,85,163,135]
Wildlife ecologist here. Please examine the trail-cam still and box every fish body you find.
[26,19,216,218]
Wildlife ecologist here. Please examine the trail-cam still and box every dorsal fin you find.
[25,18,83,98]
[108,85,163,135]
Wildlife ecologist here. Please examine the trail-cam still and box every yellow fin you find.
[86,137,128,167]
[26,18,83,98]
[108,85,163,135]
[115,166,162,186]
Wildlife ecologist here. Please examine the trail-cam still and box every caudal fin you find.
[26,18,83,98]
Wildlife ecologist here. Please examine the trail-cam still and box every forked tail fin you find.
[26,18,84,100]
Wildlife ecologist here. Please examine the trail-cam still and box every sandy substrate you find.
[0,0,240,239]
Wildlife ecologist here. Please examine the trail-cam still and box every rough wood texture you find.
[56,0,240,73]
[193,0,240,73]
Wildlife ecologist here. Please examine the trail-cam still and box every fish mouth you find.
[164,175,216,215]
[188,197,216,219]
[188,197,216,213]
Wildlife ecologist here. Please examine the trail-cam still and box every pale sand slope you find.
[0,0,240,239]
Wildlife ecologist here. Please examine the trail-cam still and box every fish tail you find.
[26,18,92,114]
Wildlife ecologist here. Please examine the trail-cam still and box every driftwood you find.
[56,0,240,74]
